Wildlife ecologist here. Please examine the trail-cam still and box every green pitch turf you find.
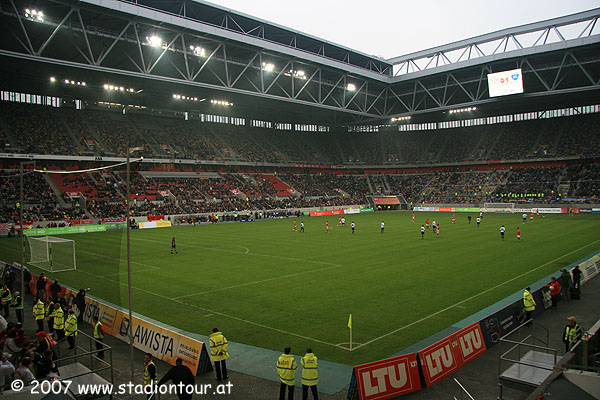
[1,211,599,365]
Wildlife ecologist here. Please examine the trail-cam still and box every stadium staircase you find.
[57,113,85,155]
[260,174,293,197]
[43,173,69,207]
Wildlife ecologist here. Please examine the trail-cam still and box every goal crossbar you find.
[27,236,77,272]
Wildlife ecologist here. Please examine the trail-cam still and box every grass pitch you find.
[1,211,599,365]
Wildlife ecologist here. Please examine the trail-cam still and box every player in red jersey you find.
[293,220,297,231]
[412,213,415,222]
[426,219,430,229]
[452,214,456,224]
[326,220,329,233]
[517,228,521,241]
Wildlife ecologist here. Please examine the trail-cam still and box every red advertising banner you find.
[437,207,456,212]
[147,215,165,221]
[419,322,486,387]
[454,323,486,365]
[309,210,345,217]
[373,197,400,205]
[418,336,460,387]
[355,353,421,400]
[67,219,94,225]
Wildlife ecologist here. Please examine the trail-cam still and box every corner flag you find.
[348,314,352,329]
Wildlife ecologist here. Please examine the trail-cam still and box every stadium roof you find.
[0,0,599,126]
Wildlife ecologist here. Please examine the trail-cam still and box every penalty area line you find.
[352,238,600,351]
[75,269,349,351]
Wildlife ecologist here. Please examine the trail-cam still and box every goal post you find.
[483,202,515,213]
[27,236,76,272]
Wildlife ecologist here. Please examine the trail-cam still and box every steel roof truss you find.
[9,0,35,55]
[230,53,259,89]
[96,21,131,66]
[37,8,74,56]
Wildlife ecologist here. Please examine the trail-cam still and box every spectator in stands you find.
[36,273,47,300]
[35,349,58,379]
[157,357,195,400]
[0,352,14,393]
[14,357,35,386]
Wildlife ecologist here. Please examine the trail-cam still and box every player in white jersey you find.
[351,221,355,234]
[522,213,527,223]
[341,217,346,226]
[420,225,425,239]
[380,221,385,233]
[476,217,481,227]
[432,220,437,231]
[500,225,506,240]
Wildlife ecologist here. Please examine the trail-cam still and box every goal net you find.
[483,202,515,213]
[27,236,77,272]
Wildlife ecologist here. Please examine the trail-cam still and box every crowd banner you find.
[359,208,374,213]
[354,353,421,399]
[24,224,108,237]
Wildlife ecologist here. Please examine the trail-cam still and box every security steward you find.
[0,284,12,318]
[144,352,157,399]
[93,316,105,359]
[50,303,65,340]
[277,347,297,400]
[12,291,23,323]
[522,286,536,323]
[45,298,55,334]
[64,309,78,349]
[563,316,581,352]
[33,297,46,332]
[209,328,229,381]
[301,348,319,400]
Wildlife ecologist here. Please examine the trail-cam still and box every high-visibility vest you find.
[276,354,297,386]
[209,332,229,361]
[45,301,54,319]
[33,300,45,320]
[65,314,78,337]
[523,290,536,311]
[564,323,580,346]
[301,353,318,386]
[94,321,104,339]
[144,360,157,385]
[1,288,11,304]
[13,296,23,310]
[51,308,65,330]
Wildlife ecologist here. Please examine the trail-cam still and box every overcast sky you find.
[205,0,599,59]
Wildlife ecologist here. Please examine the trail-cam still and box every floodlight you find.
[146,35,162,48]
[50,77,56,83]
[347,83,356,92]
[262,62,275,72]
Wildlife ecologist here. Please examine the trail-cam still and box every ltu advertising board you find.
[488,69,523,97]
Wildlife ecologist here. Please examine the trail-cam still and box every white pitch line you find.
[172,262,343,299]
[352,238,600,351]
[133,237,339,266]
[79,250,161,270]
[104,268,159,277]
[75,269,348,350]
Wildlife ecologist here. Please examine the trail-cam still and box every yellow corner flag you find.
[348,314,352,329]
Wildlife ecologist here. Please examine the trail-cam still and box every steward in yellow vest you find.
[563,316,581,352]
[301,349,319,399]
[50,304,65,340]
[209,328,229,381]
[93,316,105,359]
[277,347,297,400]
[12,291,23,323]
[522,286,536,323]
[0,285,12,318]
[144,352,157,396]
[64,310,78,349]
[33,298,46,332]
